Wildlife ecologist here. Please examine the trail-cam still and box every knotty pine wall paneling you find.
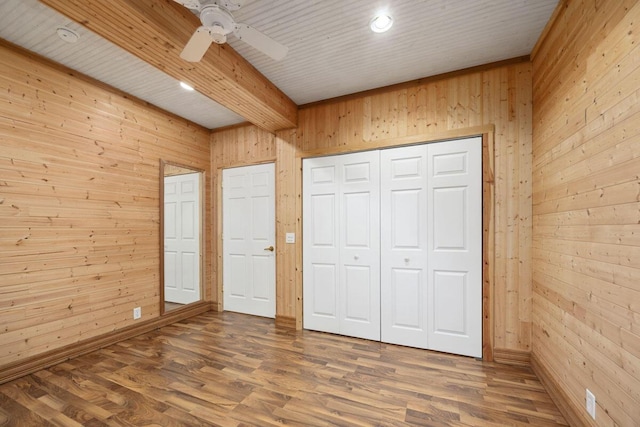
[531,0,640,425]
[211,59,533,358]
[0,41,212,369]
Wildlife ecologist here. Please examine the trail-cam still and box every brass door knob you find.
[264,245,275,252]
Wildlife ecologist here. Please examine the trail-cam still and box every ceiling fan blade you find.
[180,26,213,62]
[172,0,201,12]
[234,24,288,61]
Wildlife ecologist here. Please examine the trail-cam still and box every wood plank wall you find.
[531,0,640,425]
[0,41,212,368]
[211,59,534,356]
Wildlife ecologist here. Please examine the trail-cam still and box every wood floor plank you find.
[0,390,54,427]
[0,311,567,426]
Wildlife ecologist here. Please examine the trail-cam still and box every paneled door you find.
[303,151,381,341]
[380,144,429,348]
[223,163,276,318]
[426,137,482,357]
[380,137,482,358]
[304,136,482,358]
[164,172,201,304]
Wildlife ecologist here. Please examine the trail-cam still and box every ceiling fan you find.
[173,0,288,62]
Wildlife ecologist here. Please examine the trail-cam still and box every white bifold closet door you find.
[302,151,381,341]
[303,136,482,358]
[380,138,482,358]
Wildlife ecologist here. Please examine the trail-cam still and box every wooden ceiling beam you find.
[39,0,297,131]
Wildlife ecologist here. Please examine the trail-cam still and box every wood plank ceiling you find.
[39,0,297,132]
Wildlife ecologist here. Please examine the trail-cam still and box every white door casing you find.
[164,172,201,304]
[222,163,276,318]
[303,151,380,340]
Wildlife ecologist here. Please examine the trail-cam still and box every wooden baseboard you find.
[531,352,584,427]
[275,315,296,329]
[0,301,211,385]
[492,347,531,366]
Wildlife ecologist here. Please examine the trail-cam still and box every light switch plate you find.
[586,389,596,419]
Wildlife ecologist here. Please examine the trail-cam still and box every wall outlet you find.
[133,307,142,320]
[586,389,596,420]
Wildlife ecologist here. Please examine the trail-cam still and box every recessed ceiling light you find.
[179,81,195,91]
[56,27,80,43]
[370,13,393,33]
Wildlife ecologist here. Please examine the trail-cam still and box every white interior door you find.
[426,137,482,357]
[339,152,380,340]
[380,137,482,357]
[380,144,429,347]
[302,156,340,333]
[223,163,276,318]
[303,151,380,340]
[164,172,201,304]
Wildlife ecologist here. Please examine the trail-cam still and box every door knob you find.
[264,245,275,252]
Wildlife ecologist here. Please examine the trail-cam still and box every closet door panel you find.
[380,145,429,347]
[303,159,341,333]
[427,137,482,358]
[339,152,380,340]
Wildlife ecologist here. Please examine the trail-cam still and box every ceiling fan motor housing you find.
[200,4,235,43]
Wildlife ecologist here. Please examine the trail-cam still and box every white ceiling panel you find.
[228,0,558,104]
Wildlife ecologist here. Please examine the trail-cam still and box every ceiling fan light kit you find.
[209,26,228,44]
[174,0,288,62]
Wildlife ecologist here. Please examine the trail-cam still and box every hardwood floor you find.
[165,301,185,312]
[0,312,567,426]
